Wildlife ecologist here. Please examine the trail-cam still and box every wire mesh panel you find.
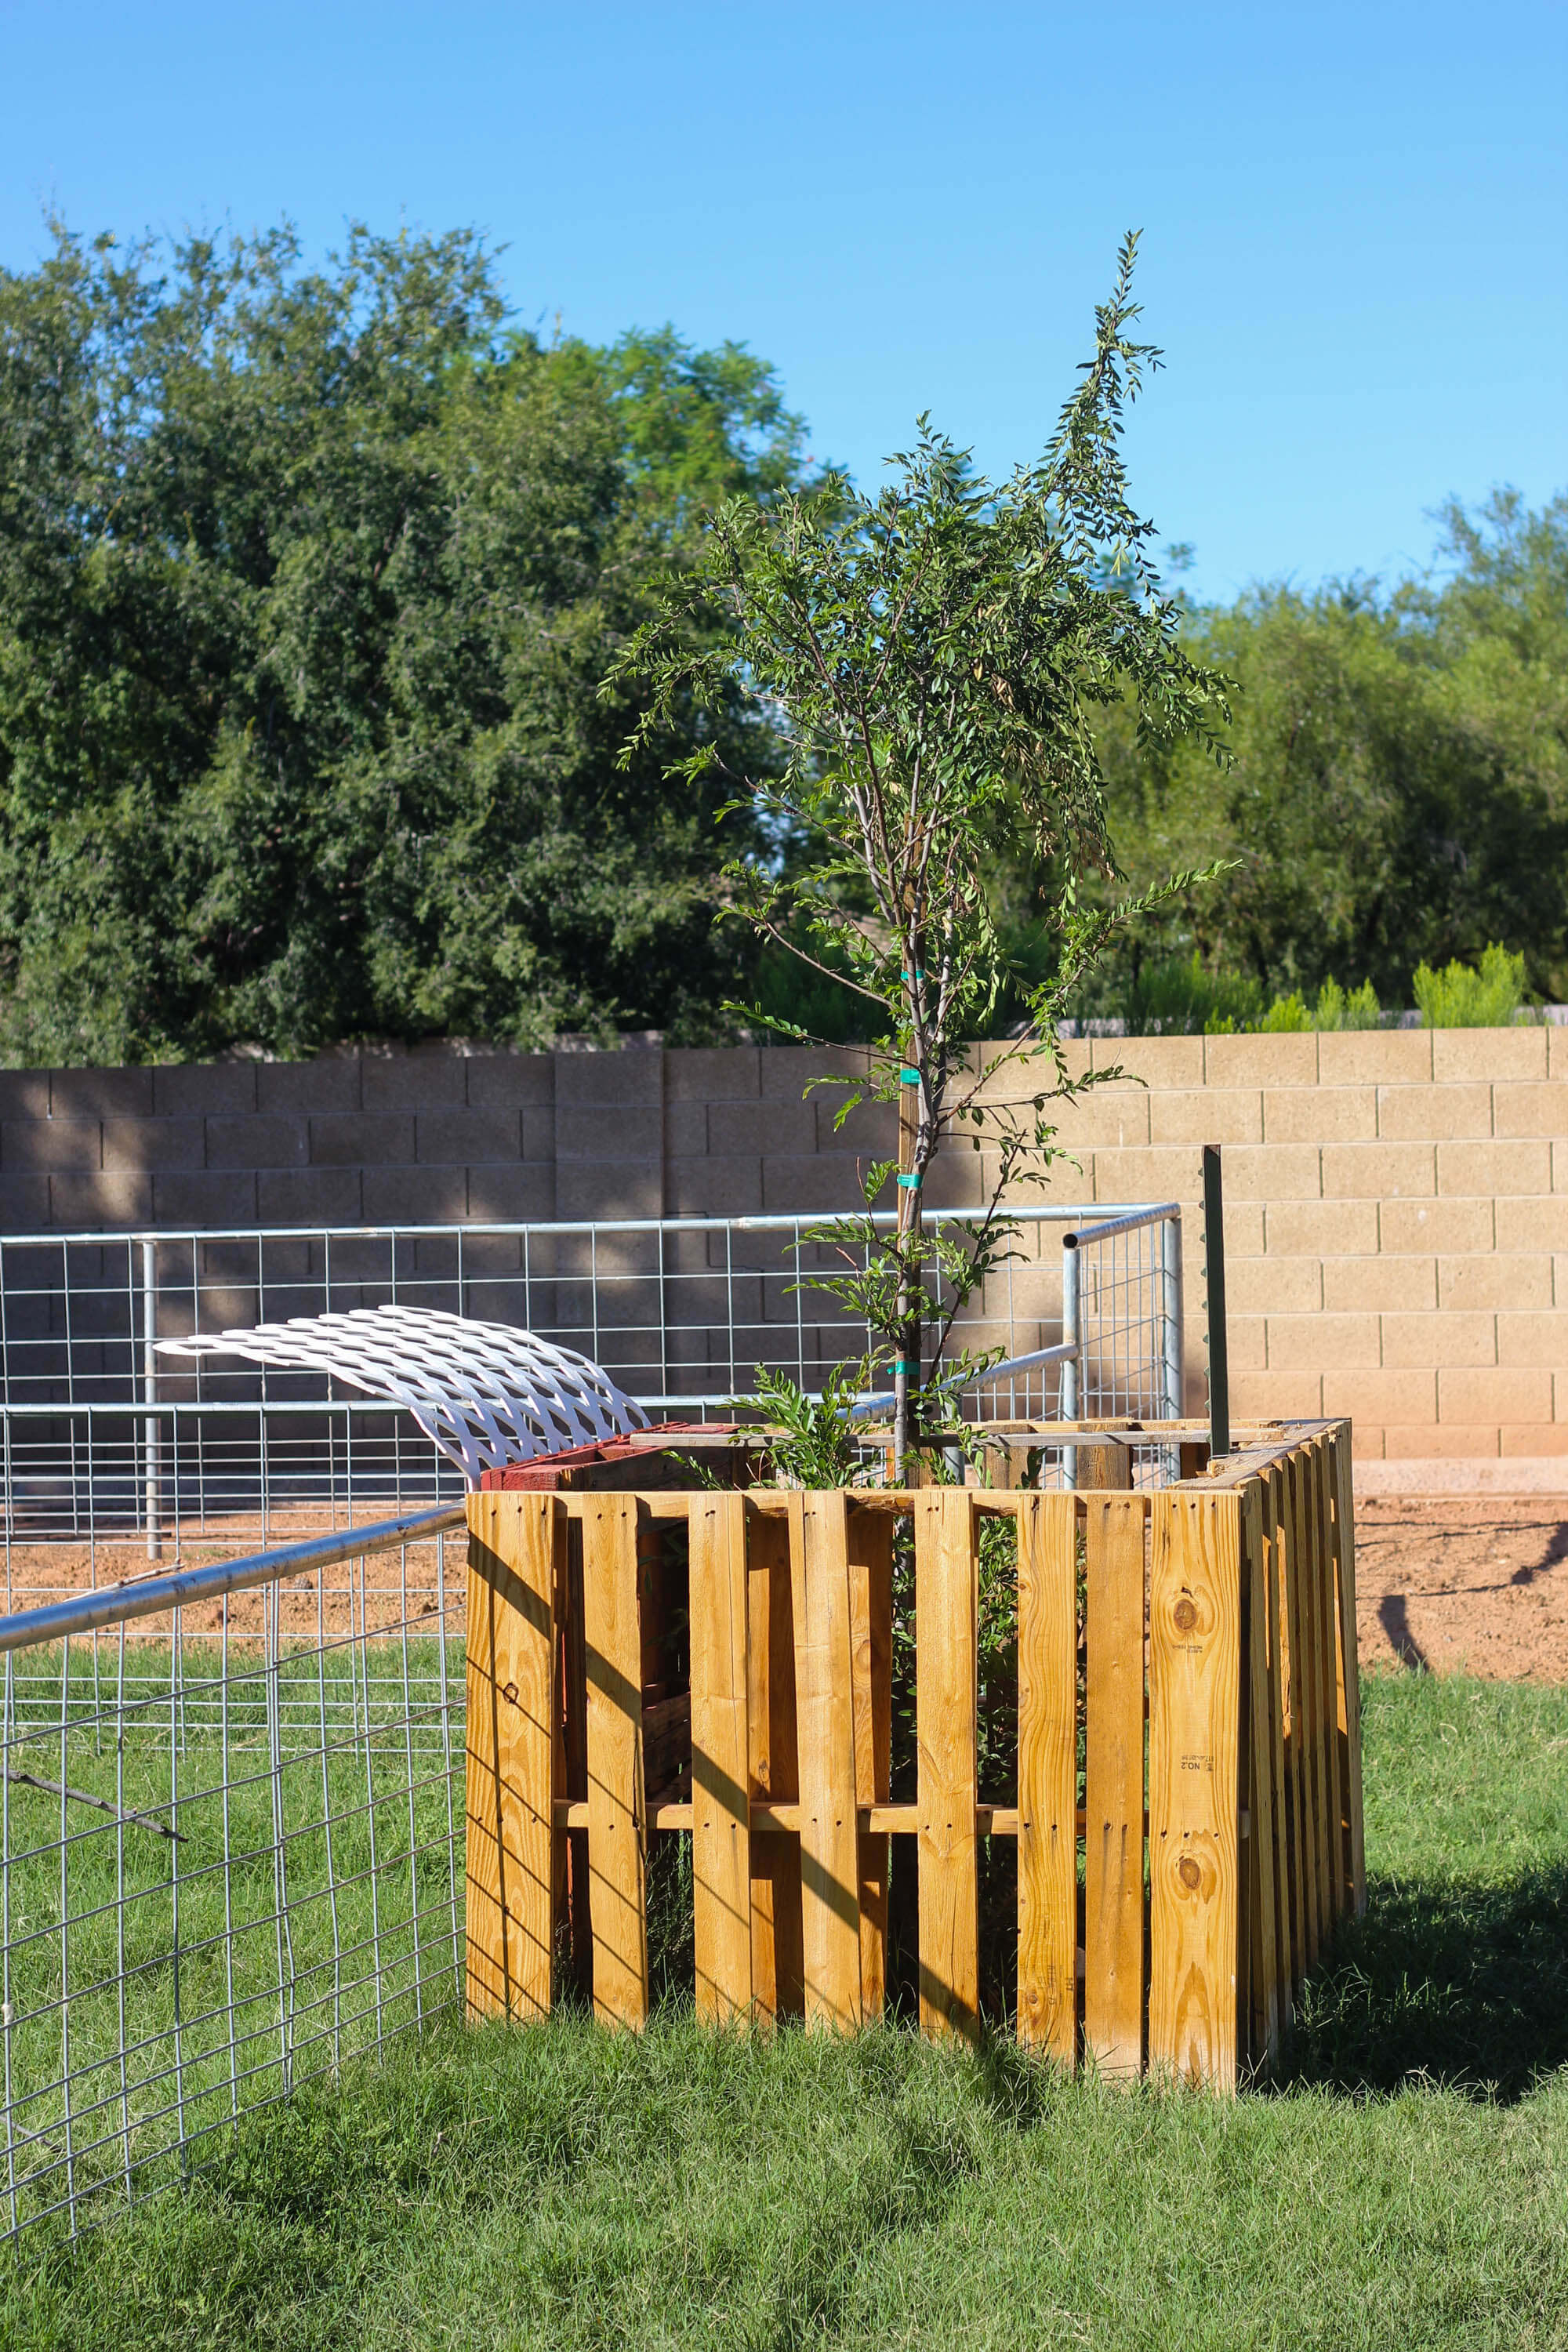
[0,1513,465,2241]
[1065,1210,1184,1423]
[0,1208,1181,1585]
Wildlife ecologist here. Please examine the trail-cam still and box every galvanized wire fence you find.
[0,1507,465,2242]
[0,1200,1185,2247]
[0,1207,1182,1594]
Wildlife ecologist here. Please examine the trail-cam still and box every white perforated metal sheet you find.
[156,1304,649,1485]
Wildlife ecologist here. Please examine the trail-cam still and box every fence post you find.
[141,1239,162,1563]
[1202,1146,1229,1459]
[1162,1213,1185,1422]
[1061,1233,1080,1483]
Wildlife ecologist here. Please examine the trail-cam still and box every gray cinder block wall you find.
[1,1029,1564,1463]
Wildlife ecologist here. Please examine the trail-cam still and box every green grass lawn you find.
[3,1671,1566,2351]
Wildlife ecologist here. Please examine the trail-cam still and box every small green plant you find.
[1255,990,1312,1033]
[1413,943,1528,1029]
[740,1360,879,1488]
[1314,977,1381,1029]
[1120,953,1263,1034]
[1109,956,1385,1035]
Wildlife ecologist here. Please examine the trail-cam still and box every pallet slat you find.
[1016,1491,1078,2060]
[465,1493,561,2021]
[1311,1442,1344,1933]
[1261,1464,1294,2023]
[582,1497,649,2027]
[1285,1452,1320,1969]
[916,1490,980,2040]
[1241,1483,1279,2066]
[690,1493,753,2023]
[1328,1427,1367,1916]
[747,1504,804,2024]
[793,1493,864,2031]
[1149,1490,1241,2092]
[1083,1493,1147,2076]
[850,1508,892,2020]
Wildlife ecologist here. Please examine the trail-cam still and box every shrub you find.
[1120,953,1264,1034]
[1413,943,1528,1029]
[1313,977,1382,1029]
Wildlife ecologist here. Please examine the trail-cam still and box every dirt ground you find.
[1354,1496,1568,1683]
[5,1493,1568,1681]
[0,1519,458,1643]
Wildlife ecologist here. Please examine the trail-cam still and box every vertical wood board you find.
[581,1497,648,2028]
[1016,1491,1079,2062]
[1298,1449,1332,1953]
[1242,1484,1279,2065]
[1262,1465,1295,2016]
[560,1520,591,2001]
[1312,1441,1345,1929]
[850,1506,893,2020]
[690,1493,752,2024]
[1285,1454,1321,1967]
[747,1507,803,2024]
[1083,1494,1148,2076]
[916,1490,980,2040]
[1149,1490,1240,2092]
[1328,1427,1367,1916]
[793,1493,863,2031]
[465,1493,561,2021]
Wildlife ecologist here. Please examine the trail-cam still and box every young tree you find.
[612,235,1231,1466]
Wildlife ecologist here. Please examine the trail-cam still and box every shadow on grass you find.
[1283,1862,1568,2102]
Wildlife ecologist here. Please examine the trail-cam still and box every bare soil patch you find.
[1355,1495,1568,1682]
[8,1493,1568,1679]
[0,1517,457,1642]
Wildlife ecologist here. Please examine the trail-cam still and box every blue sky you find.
[2,0,1561,603]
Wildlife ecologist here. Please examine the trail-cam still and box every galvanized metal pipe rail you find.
[0,1502,466,1654]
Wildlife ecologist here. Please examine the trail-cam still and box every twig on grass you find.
[5,1766,188,1842]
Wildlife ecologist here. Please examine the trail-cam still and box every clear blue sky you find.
[2,0,1562,603]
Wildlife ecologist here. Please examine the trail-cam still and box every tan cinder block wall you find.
[0,1025,1562,1459]
[1037,1025,1567,1461]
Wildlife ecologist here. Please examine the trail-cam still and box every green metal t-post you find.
[1203,1144,1229,1459]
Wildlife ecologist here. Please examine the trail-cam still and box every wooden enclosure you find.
[463,1418,1363,2089]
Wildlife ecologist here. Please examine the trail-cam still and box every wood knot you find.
[502,1680,519,1706]
[1174,1598,1198,1632]
[1178,1854,1201,1890]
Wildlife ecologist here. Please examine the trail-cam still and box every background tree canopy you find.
[0,220,1562,1062]
[0,221,811,1062]
[1069,490,1568,1019]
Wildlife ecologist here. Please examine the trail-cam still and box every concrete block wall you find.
[1,1026,1563,1461]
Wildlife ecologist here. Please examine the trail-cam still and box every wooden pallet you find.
[463,1418,1363,2088]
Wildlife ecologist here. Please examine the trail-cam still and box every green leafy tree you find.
[1079,490,1568,1014]
[0,223,813,1060]
[614,237,1229,1464]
